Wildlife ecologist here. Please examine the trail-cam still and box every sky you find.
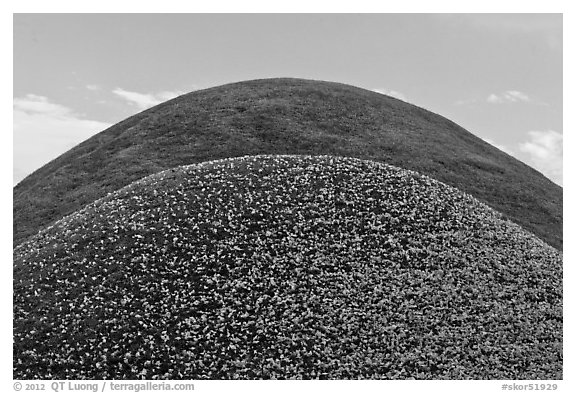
[13,13,563,185]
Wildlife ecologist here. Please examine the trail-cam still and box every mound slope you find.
[13,78,562,249]
[14,156,562,379]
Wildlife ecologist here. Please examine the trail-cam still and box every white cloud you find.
[86,84,101,91]
[518,130,562,185]
[14,94,71,116]
[13,94,111,186]
[486,94,503,104]
[480,137,513,155]
[477,131,562,186]
[372,88,407,101]
[156,91,184,101]
[112,88,184,110]
[487,90,531,104]
[457,91,546,106]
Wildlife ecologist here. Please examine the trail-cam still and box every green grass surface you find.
[13,78,562,249]
[14,156,562,379]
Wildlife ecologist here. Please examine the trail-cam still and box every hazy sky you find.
[13,13,563,185]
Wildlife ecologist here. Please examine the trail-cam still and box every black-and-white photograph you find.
[9,5,567,391]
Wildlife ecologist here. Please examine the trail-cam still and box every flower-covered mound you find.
[13,155,562,380]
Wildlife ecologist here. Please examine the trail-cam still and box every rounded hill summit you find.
[13,78,562,249]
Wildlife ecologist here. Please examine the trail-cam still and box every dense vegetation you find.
[13,78,562,249]
[14,156,562,380]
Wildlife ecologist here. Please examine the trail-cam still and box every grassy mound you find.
[13,78,562,249]
[14,156,562,380]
